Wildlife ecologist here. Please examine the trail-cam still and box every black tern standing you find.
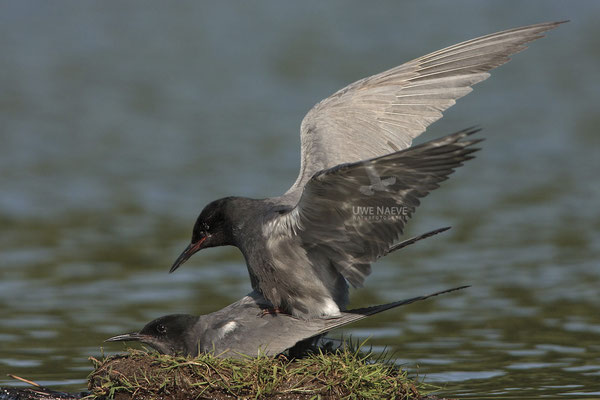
[106,286,467,358]
[169,22,565,318]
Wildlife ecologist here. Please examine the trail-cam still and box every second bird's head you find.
[170,197,235,273]
[105,314,200,357]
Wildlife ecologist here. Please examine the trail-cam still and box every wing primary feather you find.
[385,226,451,255]
[319,286,470,333]
[349,285,470,316]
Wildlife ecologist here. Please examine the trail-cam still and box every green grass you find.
[87,343,439,399]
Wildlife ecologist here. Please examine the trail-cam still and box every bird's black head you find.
[170,197,236,273]
[105,314,200,357]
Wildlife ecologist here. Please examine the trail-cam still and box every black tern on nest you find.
[169,22,565,318]
[106,286,467,358]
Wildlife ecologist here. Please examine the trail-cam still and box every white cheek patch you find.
[218,321,238,338]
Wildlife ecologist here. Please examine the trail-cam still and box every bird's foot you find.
[258,307,286,317]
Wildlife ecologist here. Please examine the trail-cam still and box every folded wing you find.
[259,286,469,356]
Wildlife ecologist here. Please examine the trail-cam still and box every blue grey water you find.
[1,2,599,398]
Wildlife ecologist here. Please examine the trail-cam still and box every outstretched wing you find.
[277,128,480,287]
[285,21,564,197]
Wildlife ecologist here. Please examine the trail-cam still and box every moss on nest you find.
[88,346,445,400]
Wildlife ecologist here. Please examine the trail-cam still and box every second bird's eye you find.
[157,324,167,334]
[202,223,209,231]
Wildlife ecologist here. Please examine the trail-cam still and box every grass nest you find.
[88,345,445,400]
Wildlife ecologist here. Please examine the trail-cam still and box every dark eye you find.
[157,324,167,334]
[202,223,209,231]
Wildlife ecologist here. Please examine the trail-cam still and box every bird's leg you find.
[258,307,286,317]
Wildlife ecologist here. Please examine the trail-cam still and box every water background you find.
[1,2,599,398]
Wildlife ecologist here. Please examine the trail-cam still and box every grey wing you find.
[210,313,329,358]
[203,292,330,357]
[278,128,480,287]
[286,21,565,196]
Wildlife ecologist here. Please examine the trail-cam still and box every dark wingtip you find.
[348,285,471,317]
[452,125,482,138]
[543,20,569,29]
[536,20,569,28]
[387,226,452,254]
[433,226,451,234]
[415,285,471,301]
[463,125,482,134]
[442,284,471,293]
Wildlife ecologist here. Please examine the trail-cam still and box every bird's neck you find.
[220,196,268,246]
